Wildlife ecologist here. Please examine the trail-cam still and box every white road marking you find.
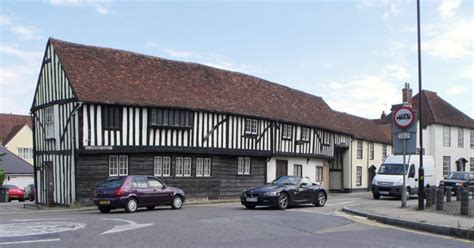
[0,222,86,238]
[100,218,153,235]
[0,238,61,245]
[11,218,74,222]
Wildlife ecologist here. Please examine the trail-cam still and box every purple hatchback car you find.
[93,176,185,213]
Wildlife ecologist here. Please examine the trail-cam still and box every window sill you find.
[243,133,258,138]
[149,125,192,130]
[282,137,292,141]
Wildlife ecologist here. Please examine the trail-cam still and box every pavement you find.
[1,192,473,242]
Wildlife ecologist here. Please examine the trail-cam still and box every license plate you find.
[246,197,258,202]
[99,200,110,205]
[379,192,389,195]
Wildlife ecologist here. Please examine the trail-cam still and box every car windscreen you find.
[447,172,468,180]
[97,177,126,189]
[377,164,409,175]
[271,176,300,186]
[2,185,17,189]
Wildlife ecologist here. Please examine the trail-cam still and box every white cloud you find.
[0,15,43,41]
[445,85,467,95]
[0,44,43,62]
[459,65,474,80]
[0,15,12,26]
[423,19,474,59]
[438,0,462,18]
[49,0,111,15]
[163,48,197,59]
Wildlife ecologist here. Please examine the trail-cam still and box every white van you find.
[371,155,435,199]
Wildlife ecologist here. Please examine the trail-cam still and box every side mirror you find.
[162,185,168,190]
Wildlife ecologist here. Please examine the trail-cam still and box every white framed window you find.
[45,106,55,139]
[109,155,118,176]
[282,124,292,139]
[458,128,464,148]
[245,118,258,135]
[176,157,183,176]
[118,155,128,176]
[301,127,310,141]
[382,144,387,159]
[204,158,211,176]
[471,130,474,148]
[184,157,191,176]
[443,156,451,177]
[17,148,33,160]
[357,141,363,159]
[315,166,323,182]
[196,158,204,177]
[293,164,302,177]
[238,157,250,175]
[369,143,374,160]
[356,166,362,186]
[163,157,171,176]
[154,156,162,176]
[470,157,474,172]
[443,126,451,147]
[109,155,127,176]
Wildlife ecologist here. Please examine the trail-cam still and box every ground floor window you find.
[196,158,212,177]
[315,166,323,182]
[443,156,451,177]
[471,158,474,172]
[154,156,171,176]
[109,155,128,176]
[356,166,362,186]
[238,157,251,175]
[176,157,184,176]
[293,164,302,177]
[184,157,192,176]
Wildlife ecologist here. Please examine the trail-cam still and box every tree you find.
[0,152,5,185]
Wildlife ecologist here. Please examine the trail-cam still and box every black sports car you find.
[241,176,327,210]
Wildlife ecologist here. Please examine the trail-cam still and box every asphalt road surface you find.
[0,198,472,248]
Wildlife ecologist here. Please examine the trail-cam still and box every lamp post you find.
[417,0,424,210]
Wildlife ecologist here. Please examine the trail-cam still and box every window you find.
[184,157,191,176]
[369,143,374,160]
[282,124,292,139]
[382,144,387,159]
[470,130,474,148]
[45,106,54,139]
[17,148,33,160]
[154,156,170,177]
[238,157,250,175]
[443,126,451,147]
[204,158,211,176]
[103,106,122,131]
[357,141,363,159]
[356,166,362,186]
[147,177,163,188]
[197,158,212,177]
[134,176,148,188]
[245,118,258,135]
[109,155,128,176]
[176,157,183,176]
[293,164,302,177]
[443,156,451,177]
[301,127,310,141]
[458,128,464,148]
[470,158,474,172]
[315,166,323,182]
[149,109,193,128]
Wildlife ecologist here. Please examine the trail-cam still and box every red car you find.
[2,185,25,202]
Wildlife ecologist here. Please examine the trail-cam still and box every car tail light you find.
[114,188,125,197]
[93,191,98,197]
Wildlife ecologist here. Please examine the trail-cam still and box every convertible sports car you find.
[241,176,327,210]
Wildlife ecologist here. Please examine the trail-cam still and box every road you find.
[0,195,471,248]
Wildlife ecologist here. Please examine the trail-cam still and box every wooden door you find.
[276,160,288,178]
[44,161,54,207]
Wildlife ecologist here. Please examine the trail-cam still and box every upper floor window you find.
[45,106,55,139]
[443,126,451,147]
[458,128,464,148]
[103,106,122,131]
[149,109,193,128]
[301,127,310,141]
[382,144,387,159]
[245,118,258,135]
[369,143,374,160]
[17,148,33,160]
[357,141,363,159]
[282,124,292,139]
[238,157,251,175]
[470,129,474,149]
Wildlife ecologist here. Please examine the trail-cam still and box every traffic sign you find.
[393,106,415,129]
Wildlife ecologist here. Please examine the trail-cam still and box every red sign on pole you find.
[393,106,415,129]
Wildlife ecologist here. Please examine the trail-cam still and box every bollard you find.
[470,187,474,200]
[431,187,437,206]
[456,187,462,201]
[425,188,432,207]
[436,188,444,211]
[445,187,451,202]
[460,189,470,216]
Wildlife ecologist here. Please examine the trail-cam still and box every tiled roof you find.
[0,114,32,146]
[331,112,391,144]
[48,38,391,143]
[0,146,33,174]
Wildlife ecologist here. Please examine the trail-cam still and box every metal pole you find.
[417,0,424,210]
[402,138,407,207]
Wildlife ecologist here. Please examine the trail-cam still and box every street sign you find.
[397,132,411,140]
[393,106,415,129]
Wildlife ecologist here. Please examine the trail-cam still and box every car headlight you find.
[455,182,464,187]
[394,179,403,186]
[263,191,279,197]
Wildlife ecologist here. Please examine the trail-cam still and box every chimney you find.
[402,82,412,105]
[380,111,386,118]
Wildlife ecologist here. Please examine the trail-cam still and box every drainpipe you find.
[30,111,38,207]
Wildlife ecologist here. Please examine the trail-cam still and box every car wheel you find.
[125,197,138,213]
[99,207,111,213]
[277,193,289,210]
[244,204,256,209]
[146,206,155,210]
[373,193,380,199]
[171,195,183,210]
[315,191,327,207]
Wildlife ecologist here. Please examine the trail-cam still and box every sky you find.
[0,0,473,119]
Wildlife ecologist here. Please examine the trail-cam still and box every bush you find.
[0,167,5,186]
